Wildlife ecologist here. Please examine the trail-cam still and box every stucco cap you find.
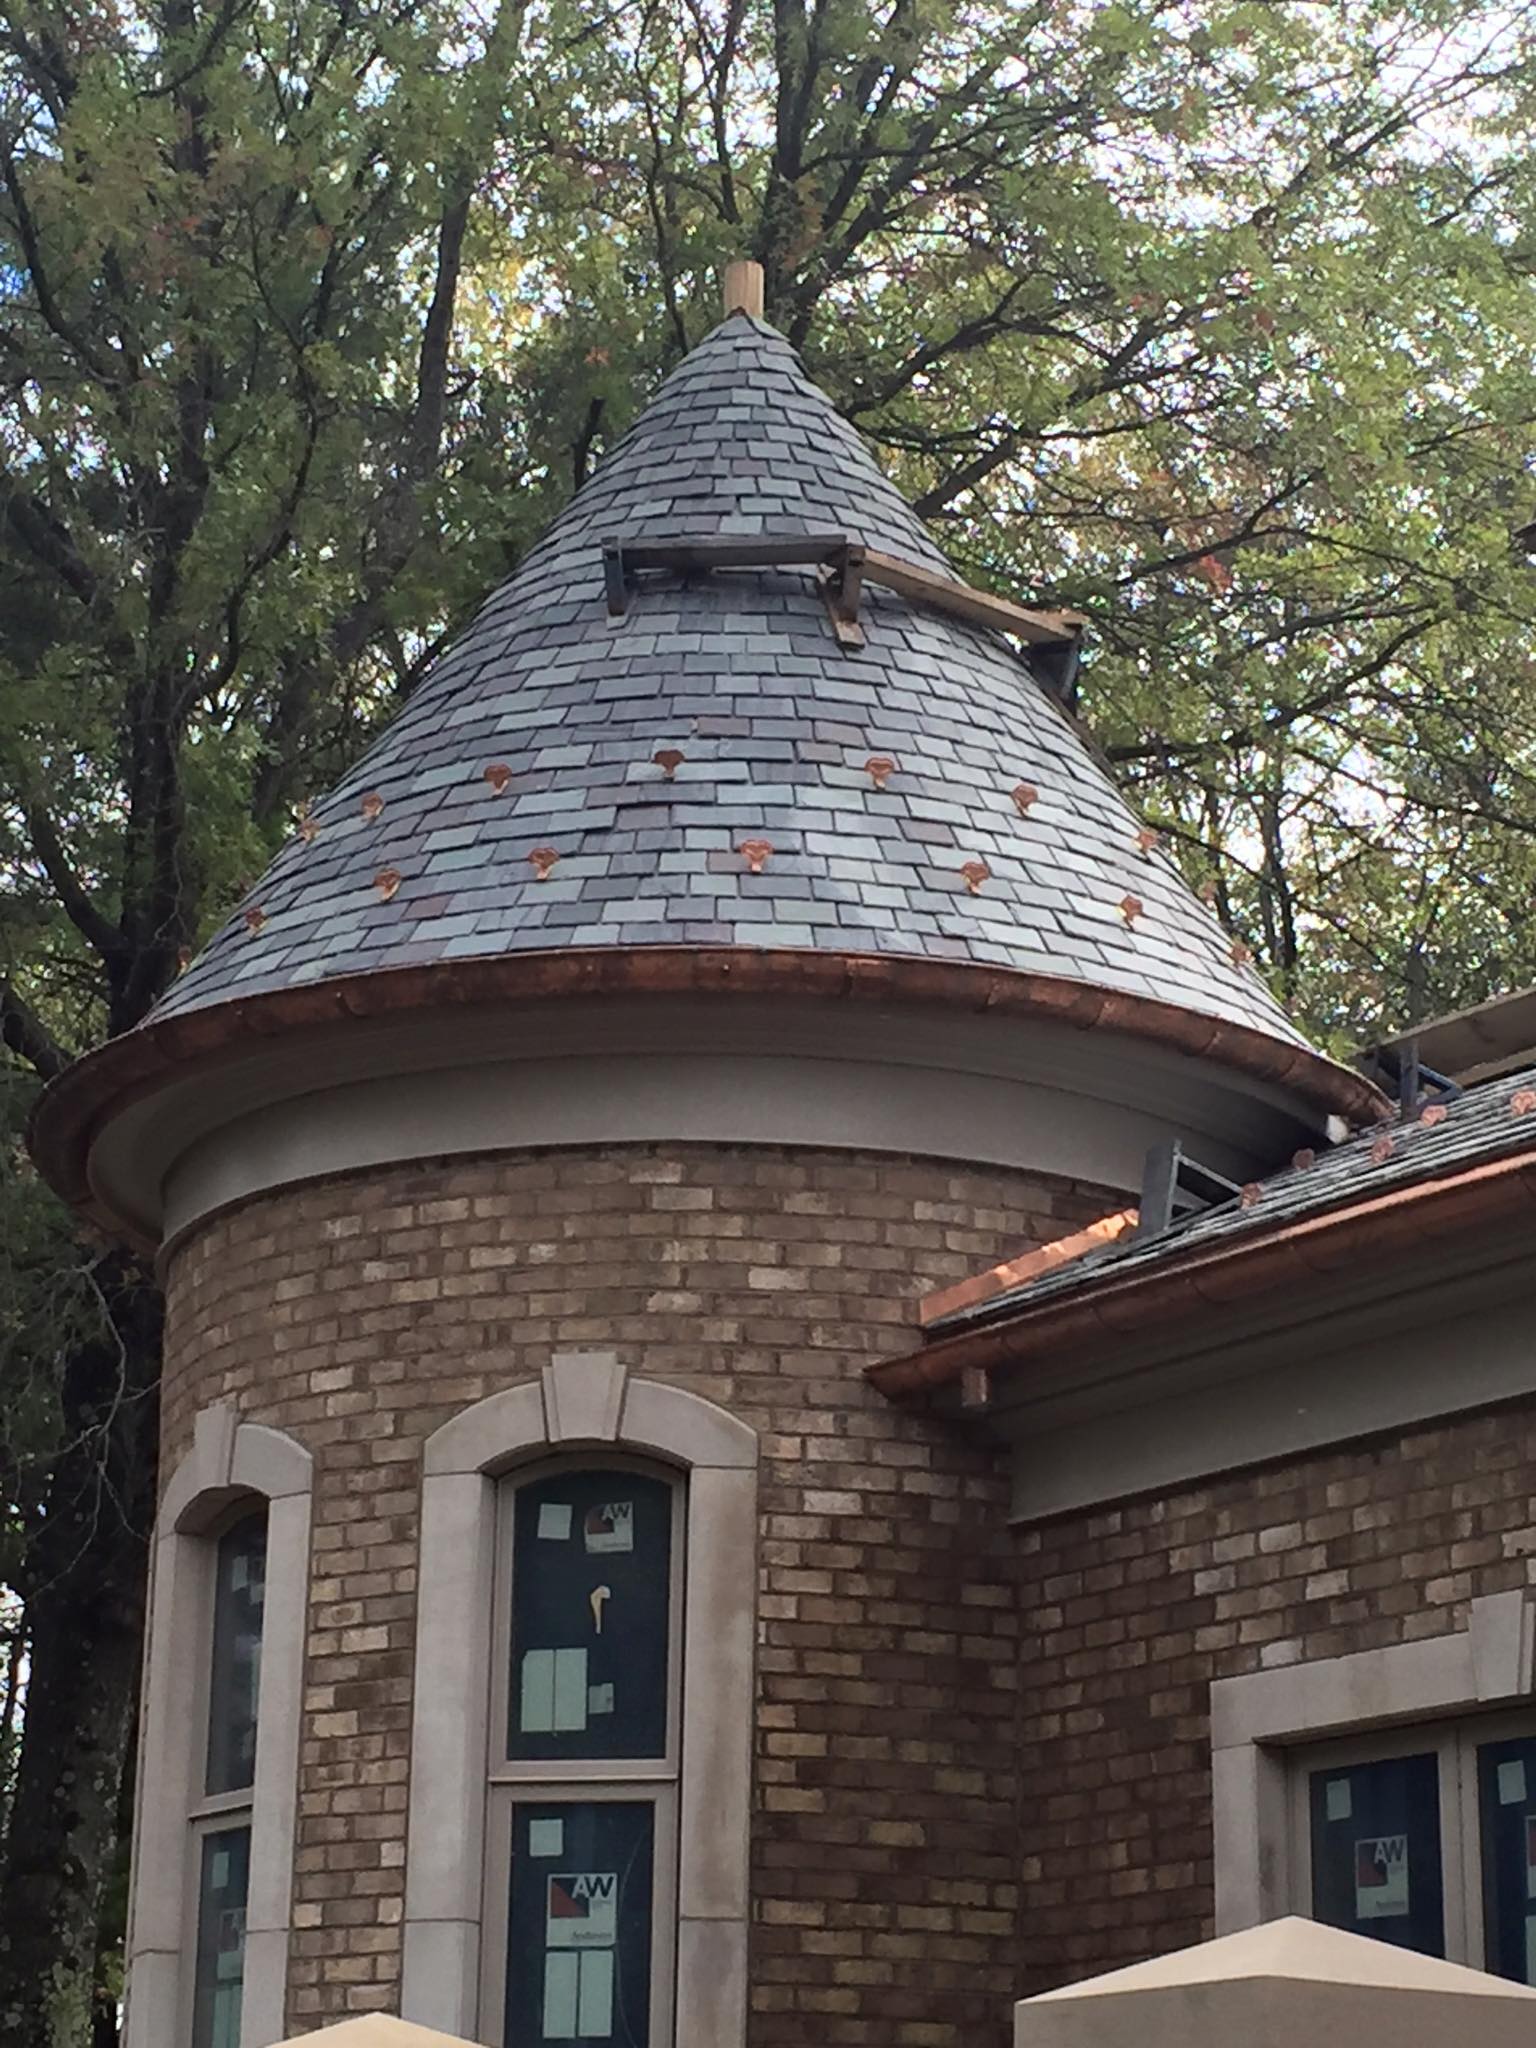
[273,2019,485,2047]
[1024,1914,1536,2003]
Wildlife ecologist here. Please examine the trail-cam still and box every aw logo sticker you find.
[1355,1834,1410,1919]
[547,1870,618,1948]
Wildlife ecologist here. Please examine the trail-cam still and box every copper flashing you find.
[867,1144,1536,1400]
[918,1208,1140,1327]
[28,946,1384,1244]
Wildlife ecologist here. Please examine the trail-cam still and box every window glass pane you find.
[206,1514,267,1795]
[507,1471,673,1762]
[191,1824,250,2048]
[1478,1734,1536,1983]
[1308,1753,1444,1955]
[506,1801,655,2048]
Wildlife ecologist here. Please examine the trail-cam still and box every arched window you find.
[485,1463,682,2046]
[405,1353,757,2048]
[189,1508,268,2048]
[126,1407,311,2048]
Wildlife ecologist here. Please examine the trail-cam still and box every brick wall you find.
[161,1142,1113,2043]
[1014,1407,1536,1993]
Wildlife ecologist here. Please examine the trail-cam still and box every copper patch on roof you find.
[1512,1088,1536,1116]
[528,846,560,880]
[483,762,512,793]
[361,791,384,821]
[295,802,318,843]
[242,906,267,935]
[961,859,991,895]
[739,837,772,874]
[1119,893,1144,926]
[918,1207,1140,1327]
[1136,828,1161,859]
[1419,1102,1448,1127]
[1292,1147,1316,1171]
[1240,1182,1262,1208]
[1230,939,1252,968]
[373,868,402,903]
[1011,782,1039,814]
[653,748,685,779]
[1370,1133,1395,1164]
[865,754,896,789]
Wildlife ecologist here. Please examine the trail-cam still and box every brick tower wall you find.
[160,1141,1116,2045]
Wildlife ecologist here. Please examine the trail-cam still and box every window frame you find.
[480,1454,687,2047]
[1288,1707,1536,1974]
[1211,1591,1536,1947]
[181,1501,271,2048]
[403,1354,759,2048]
[125,1406,312,2048]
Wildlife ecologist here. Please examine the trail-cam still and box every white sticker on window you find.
[577,1946,614,2036]
[587,1683,615,1716]
[520,1649,555,1732]
[1355,1835,1410,1919]
[552,1648,588,1731]
[541,1948,612,2039]
[1325,1778,1352,1822]
[520,1648,588,1733]
[543,1949,579,2038]
[529,1818,564,1858]
[211,1849,230,1889]
[584,1502,634,1555]
[538,1502,573,1542]
[1499,1760,1527,1807]
[546,1871,618,1949]
[230,1555,248,1592]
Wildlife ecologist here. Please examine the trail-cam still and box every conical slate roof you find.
[155,313,1308,1051]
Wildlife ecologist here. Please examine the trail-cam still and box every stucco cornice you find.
[28,945,1382,1249]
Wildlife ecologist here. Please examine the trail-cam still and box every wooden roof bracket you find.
[601,533,1085,675]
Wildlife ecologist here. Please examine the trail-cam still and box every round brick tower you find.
[33,271,1372,2048]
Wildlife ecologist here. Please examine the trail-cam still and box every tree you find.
[491,0,1536,1043]
[4,1,1536,2036]
[0,2,534,2036]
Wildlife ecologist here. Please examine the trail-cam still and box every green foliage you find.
[5,1,1536,1060]
[1,4,1535,2035]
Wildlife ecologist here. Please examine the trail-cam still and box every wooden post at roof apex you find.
[723,258,765,319]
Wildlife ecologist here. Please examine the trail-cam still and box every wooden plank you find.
[619,535,850,572]
[861,547,1085,647]
[816,566,865,648]
[722,258,765,318]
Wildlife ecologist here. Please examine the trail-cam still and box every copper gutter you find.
[867,1147,1536,1399]
[28,945,1382,1243]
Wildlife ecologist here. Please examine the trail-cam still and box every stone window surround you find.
[402,1350,758,2048]
[1211,1590,1536,1935]
[125,1405,313,2048]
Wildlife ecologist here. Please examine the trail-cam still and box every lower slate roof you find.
[929,1071,1536,1335]
[149,313,1313,1054]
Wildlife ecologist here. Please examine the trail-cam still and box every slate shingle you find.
[151,314,1312,1051]
[931,1071,1536,1332]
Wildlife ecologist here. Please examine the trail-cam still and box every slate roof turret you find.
[153,313,1312,1051]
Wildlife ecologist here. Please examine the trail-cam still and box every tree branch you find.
[0,976,70,1082]
[24,809,125,967]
